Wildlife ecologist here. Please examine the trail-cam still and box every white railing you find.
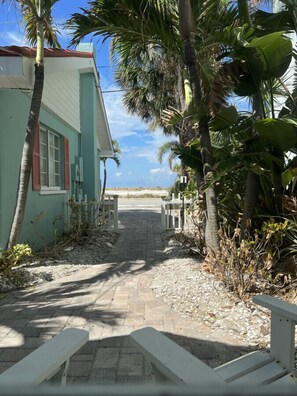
[161,193,193,230]
[66,194,118,231]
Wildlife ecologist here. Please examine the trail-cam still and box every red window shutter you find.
[64,137,70,190]
[32,124,41,190]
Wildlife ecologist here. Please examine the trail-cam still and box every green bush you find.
[0,244,32,274]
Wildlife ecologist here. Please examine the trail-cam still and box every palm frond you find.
[68,0,181,55]
[20,0,60,47]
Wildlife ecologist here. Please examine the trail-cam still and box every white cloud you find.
[2,31,27,46]
[100,79,176,165]
[136,131,175,164]
[150,168,161,174]
[103,95,143,139]
[150,167,173,176]
[115,172,122,177]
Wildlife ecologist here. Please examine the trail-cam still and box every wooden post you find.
[113,195,119,231]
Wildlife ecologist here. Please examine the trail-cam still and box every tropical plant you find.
[101,139,121,201]
[68,0,240,252]
[4,0,60,249]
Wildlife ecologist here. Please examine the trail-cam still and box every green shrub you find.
[0,244,32,290]
[0,244,32,274]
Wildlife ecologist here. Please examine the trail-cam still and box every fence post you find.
[113,195,119,231]
[65,195,70,232]
[161,201,165,230]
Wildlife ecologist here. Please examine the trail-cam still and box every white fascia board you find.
[96,85,114,153]
[45,57,96,75]
[100,150,115,158]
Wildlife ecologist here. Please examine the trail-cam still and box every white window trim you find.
[39,189,67,196]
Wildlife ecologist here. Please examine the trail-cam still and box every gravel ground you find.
[0,228,119,293]
[152,238,271,348]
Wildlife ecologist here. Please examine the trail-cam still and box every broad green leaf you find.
[245,151,283,168]
[254,10,294,34]
[282,167,297,187]
[173,145,203,172]
[234,47,264,96]
[203,156,243,189]
[250,164,267,175]
[248,32,292,79]
[254,118,297,152]
[234,74,260,96]
[209,106,238,131]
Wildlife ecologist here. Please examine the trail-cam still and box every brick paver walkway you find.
[0,202,250,384]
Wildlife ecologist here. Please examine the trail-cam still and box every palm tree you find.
[6,0,60,249]
[69,0,236,252]
[101,139,121,201]
[115,51,180,133]
[177,0,221,251]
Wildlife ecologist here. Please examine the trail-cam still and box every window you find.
[32,124,70,192]
[40,127,61,188]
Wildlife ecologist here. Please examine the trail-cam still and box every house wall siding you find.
[0,90,30,249]
[42,70,80,132]
[0,90,79,250]
[80,73,100,200]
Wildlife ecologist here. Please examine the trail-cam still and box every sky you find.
[0,1,176,188]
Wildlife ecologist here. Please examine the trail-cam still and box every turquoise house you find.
[0,44,114,250]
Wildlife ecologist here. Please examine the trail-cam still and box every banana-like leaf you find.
[209,106,238,131]
[253,10,294,34]
[203,155,243,190]
[250,164,268,176]
[173,144,202,173]
[254,117,297,152]
[161,107,183,127]
[248,31,292,79]
[282,167,297,187]
[233,47,264,96]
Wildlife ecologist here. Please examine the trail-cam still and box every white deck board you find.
[215,351,273,382]
[0,328,89,386]
[130,327,224,385]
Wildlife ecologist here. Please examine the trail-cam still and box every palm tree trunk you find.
[199,118,220,251]
[7,3,45,249]
[240,170,259,239]
[101,159,107,202]
[178,0,220,252]
[7,63,44,249]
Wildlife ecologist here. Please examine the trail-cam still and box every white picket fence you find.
[161,193,194,230]
[66,194,118,231]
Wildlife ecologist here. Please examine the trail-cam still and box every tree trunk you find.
[7,63,44,249]
[101,159,107,202]
[240,170,259,239]
[199,118,220,252]
[178,0,220,252]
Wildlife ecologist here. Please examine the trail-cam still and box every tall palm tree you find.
[6,0,60,249]
[178,0,220,251]
[115,51,181,133]
[69,0,235,252]
[101,139,121,201]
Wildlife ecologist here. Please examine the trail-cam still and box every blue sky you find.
[0,1,176,188]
